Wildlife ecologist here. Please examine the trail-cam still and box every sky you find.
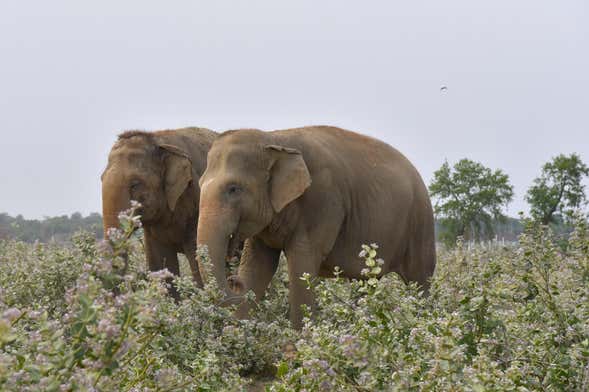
[1,0,588,219]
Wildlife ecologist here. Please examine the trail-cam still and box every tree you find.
[429,159,514,244]
[526,153,589,225]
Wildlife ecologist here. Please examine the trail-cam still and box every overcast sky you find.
[1,0,587,219]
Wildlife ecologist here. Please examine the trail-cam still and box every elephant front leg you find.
[144,233,181,299]
[232,238,280,319]
[284,242,320,330]
[182,242,204,288]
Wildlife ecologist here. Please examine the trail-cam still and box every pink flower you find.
[2,308,22,322]
[148,268,174,280]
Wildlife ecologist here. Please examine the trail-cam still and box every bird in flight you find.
[440,85,448,92]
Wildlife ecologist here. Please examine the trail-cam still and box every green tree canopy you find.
[429,159,514,244]
[526,153,589,225]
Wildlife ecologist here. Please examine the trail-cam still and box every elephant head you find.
[101,131,193,237]
[196,130,311,296]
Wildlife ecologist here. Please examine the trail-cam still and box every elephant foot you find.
[227,274,247,295]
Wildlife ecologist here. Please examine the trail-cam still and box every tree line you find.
[1,153,587,245]
[0,212,103,243]
[0,211,527,245]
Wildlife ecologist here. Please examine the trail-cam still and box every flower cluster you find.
[359,243,385,291]
[1,212,588,390]
[0,205,291,391]
[272,216,589,391]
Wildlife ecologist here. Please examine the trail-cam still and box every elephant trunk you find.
[101,172,131,239]
[196,208,240,300]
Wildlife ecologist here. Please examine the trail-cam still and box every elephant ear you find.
[265,145,312,213]
[159,144,193,212]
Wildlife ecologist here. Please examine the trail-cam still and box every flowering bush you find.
[0,205,291,391]
[272,217,589,391]
[1,207,588,390]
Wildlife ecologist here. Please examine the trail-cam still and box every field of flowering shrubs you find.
[1,210,588,391]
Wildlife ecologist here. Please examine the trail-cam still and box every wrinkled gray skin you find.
[196,126,436,329]
[102,127,216,298]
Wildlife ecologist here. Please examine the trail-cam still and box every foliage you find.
[1,208,589,390]
[429,159,514,246]
[272,215,589,391]
[0,205,292,391]
[526,153,589,226]
[0,212,103,243]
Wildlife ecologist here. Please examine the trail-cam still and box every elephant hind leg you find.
[398,245,435,295]
[398,218,436,295]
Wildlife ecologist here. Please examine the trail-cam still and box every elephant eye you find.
[226,184,242,196]
[130,180,142,192]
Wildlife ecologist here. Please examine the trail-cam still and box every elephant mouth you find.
[226,232,242,262]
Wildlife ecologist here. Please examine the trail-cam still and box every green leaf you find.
[276,361,289,377]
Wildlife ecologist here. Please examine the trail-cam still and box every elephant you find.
[101,127,217,297]
[196,125,436,329]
